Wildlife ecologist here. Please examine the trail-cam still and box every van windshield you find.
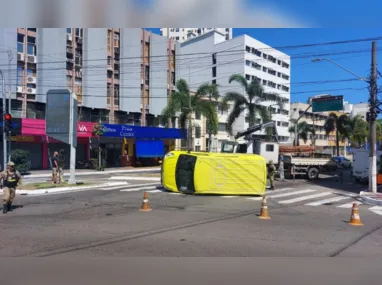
[175,154,197,193]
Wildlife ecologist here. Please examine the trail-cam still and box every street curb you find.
[359,191,382,206]
[24,168,160,179]
[17,182,129,196]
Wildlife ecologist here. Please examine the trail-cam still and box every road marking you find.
[305,194,356,206]
[99,184,131,191]
[368,206,382,216]
[267,189,316,199]
[222,196,236,198]
[146,189,164,193]
[279,192,332,204]
[245,197,263,201]
[120,186,157,192]
[337,201,363,208]
[109,176,160,181]
[265,187,293,194]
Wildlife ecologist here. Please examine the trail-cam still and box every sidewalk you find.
[24,166,161,178]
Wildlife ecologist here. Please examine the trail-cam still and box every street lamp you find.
[311,57,377,193]
[0,70,6,171]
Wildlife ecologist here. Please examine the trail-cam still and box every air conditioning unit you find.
[17,53,24,61]
[67,34,72,41]
[27,76,36,84]
[17,86,23,93]
[27,55,36,63]
[141,79,144,84]
[27,88,36,94]
[114,47,120,54]
[145,105,149,110]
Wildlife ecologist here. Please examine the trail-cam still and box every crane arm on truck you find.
[234,121,279,143]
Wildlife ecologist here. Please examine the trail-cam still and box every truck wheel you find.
[307,167,319,180]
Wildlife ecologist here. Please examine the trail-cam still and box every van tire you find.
[307,167,319,180]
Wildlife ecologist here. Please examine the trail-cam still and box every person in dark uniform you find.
[0,162,22,214]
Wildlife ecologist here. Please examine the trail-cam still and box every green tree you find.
[160,79,219,151]
[347,115,368,147]
[197,83,221,152]
[288,121,313,146]
[324,113,350,156]
[222,74,288,136]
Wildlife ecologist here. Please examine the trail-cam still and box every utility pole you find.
[369,41,377,193]
[7,49,12,162]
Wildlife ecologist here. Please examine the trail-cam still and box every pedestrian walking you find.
[279,156,285,181]
[58,149,65,183]
[51,151,59,184]
[0,162,22,214]
[267,160,276,190]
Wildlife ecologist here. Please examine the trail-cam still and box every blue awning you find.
[136,140,165,158]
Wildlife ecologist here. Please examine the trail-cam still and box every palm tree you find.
[288,121,312,146]
[347,115,368,148]
[196,83,220,152]
[160,79,219,151]
[324,113,350,156]
[222,74,288,136]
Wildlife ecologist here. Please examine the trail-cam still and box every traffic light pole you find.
[1,70,6,171]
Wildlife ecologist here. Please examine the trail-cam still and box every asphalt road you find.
[1,170,381,259]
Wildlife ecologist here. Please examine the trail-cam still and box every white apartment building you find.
[160,28,232,42]
[175,30,291,151]
[290,102,330,148]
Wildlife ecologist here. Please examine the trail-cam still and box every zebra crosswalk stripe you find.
[304,194,356,206]
[267,189,315,199]
[337,201,363,208]
[279,192,332,204]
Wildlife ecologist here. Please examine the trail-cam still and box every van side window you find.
[265,144,274,152]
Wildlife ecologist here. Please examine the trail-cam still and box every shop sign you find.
[8,135,36,142]
[101,124,187,139]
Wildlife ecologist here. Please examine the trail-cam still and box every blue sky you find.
[146,28,381,105]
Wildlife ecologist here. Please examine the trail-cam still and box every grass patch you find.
[22,181,90,190]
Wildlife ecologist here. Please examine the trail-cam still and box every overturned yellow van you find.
[161,151,267,195]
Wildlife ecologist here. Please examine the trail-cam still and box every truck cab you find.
[221,140,279,164]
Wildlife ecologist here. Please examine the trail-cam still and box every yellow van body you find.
[161,151,267,195]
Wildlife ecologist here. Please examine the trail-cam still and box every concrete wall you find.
[36,28,67,103]
[120,28,142,113]
[82,28,108,109]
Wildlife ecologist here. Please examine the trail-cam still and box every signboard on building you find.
[101,124,187,139]
[312,95,344,113]
[46,89,78,147]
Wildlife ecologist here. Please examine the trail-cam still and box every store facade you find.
[2,119,186,170]
[11,119,95,170]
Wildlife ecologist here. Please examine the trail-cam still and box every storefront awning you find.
[136,140,165,158]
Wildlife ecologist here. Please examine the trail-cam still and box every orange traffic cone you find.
[139,192,152,212]
[258,196,271,220]
[348,203,363,226]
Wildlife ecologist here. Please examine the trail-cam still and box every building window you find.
[218,123,226,132]
[195,110,201,120]
[245,46,251,52]
[66,28,71,33]
[245,74,251,80]
[195,146,201,151]
[27,44,35,55]
[195,126,201,139]
[176,36,179,40]
[262,66,267,72]
[17,42,23,53]
[265,144,274,152]
[245,60,251,66]
[27,28,37,32]
[175,28,179,32]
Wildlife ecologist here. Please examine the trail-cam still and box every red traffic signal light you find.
[4,113,11,120]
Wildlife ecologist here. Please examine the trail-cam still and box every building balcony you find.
[67,47,73,54]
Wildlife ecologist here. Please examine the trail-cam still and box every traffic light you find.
[3,113,12,133]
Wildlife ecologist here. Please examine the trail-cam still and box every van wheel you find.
[307,167,319,180]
